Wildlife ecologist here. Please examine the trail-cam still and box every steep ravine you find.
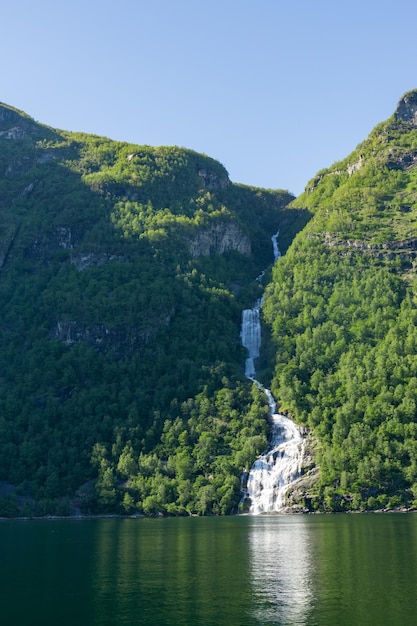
[240,234,311,514]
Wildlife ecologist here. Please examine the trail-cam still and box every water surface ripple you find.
[1,515,417,625]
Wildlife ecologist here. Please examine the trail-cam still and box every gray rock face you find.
[347,157,364,175]
[54,321,110,346]
[284,433,320,510]
[198,168,230,190]
[386,149,417,170]
[71,252,125,271]
[53,308,175,355]
[395,90,417,125]
[189,221,251,257]
[26,226,77,262]
[0,105,23,126]
[0,126,26,140]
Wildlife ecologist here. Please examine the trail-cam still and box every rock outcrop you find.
[322,233,417,265]
[0,126,26,140]
[385,148,417,171]
[53,308,175,355]
[71,252,125,271]
[394,89,417,125]
[188,221,251,257]
[197,168,230,190]
[0,104,27,126]
[283,433,320,511]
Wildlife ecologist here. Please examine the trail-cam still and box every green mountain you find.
[263,89,417,511]
[2,89,417,517]
[0,101,306,516]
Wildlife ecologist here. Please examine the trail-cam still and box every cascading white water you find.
[245,413,305,514]
[241,231,305,514]
[271,230,281,262]
[241,304,261,379]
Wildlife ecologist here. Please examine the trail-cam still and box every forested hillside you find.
[263,89,417,511]
[0,102,307,516]
[3,90,417,517]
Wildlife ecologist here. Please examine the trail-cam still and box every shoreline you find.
[1,506,416,522]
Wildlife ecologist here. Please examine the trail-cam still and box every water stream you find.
[241,232,305,514]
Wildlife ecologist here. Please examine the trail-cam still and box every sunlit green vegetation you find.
[0,103,302,516]
[3,91,417,517]
[263,94,417,511]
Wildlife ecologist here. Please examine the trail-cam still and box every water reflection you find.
[91,517,257,626]
[2,515,417,625]
[249,516,314,625]
[311,514,417,626]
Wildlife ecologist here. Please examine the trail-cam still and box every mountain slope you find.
[263,90,417,511]
[0,102,309,516]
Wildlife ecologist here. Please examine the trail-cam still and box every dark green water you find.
[1,514,417,625]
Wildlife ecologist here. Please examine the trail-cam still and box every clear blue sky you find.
[2,0,417,196]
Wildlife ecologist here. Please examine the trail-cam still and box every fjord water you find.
[2,515,417,625]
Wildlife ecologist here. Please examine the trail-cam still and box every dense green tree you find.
[0,102,298,516]
[262,90,417,511]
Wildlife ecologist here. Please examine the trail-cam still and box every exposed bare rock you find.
[347,156,364,175]
[71,252,125,271]
[307,157,364,193]
[54,321,110,347]
[17,181,36,198]
[0,126,26,140]
[394,90,417,125]
[198,168,230,190]
[56,226,73,249]
[306,174,323,193]
[26,226,76,262]
[53,308,176,355]
[284,433,320,509]
[189,221,251,257]
[323,233,417,260]
[0,104,28,126]
[386,149,417,171]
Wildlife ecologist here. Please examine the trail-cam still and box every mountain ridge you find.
[2,90,417,516]
[0,101,308,516]
[262,88,417,511]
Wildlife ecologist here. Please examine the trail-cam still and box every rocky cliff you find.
[188,221,251,257]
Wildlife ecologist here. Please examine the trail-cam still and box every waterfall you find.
[271,229,281,262]
[241,303,261,379]
[240,233,304,514]
[245,414,305,514]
